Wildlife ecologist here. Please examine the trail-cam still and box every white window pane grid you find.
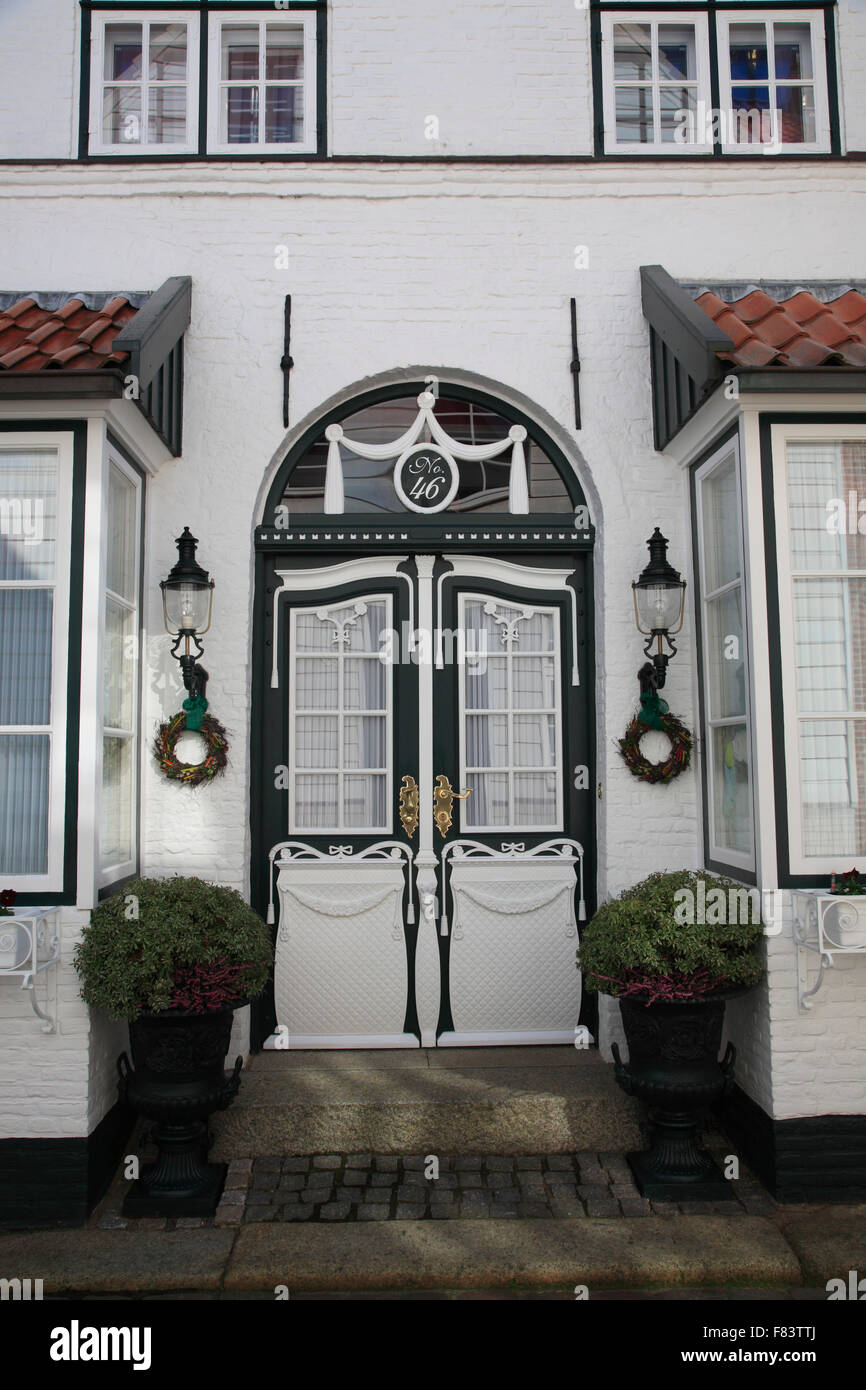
[101,459,141,879]
[0,449,58,581]
[608,17,707,149]
[289,596,392,833]
[0,442,69,886]
[718,11,827,151]
[696,445,755,868]
[218,19,306,147]
[459,596,562,831]
[101,20,191,146]
[785,441,866,857]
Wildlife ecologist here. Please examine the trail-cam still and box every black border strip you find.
[760,412,866,888]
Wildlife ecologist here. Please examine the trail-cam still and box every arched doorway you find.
[250,380,596,1050]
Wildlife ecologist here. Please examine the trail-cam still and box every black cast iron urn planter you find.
[611,992,740,1201]
[117,1008,243,1217]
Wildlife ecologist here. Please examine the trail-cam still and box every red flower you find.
[0,889,17,907]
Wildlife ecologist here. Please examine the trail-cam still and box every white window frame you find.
[773,422,866,877]
[0,433,74,893]
[98,449,143,888]
[716,9,831,155]
[694,438,756,874]
[288,594,393,836]
[458,593,564,835]
[601,11,713,155]
[206,10,318,156]
[88,10,200,156]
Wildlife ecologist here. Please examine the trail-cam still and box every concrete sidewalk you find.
[1,1205,862,1297]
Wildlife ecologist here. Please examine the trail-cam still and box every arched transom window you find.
[278,391,574,516]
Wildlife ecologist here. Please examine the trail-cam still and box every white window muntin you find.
[601,11,713,154]
[773,423,866,876]
[695,438,756,873]
[0,434,73,893]
[716,10,831,154]
[89,11,200,156]
[458,593,564,834]
[207,11,317,156]
[99,450,142,887]
[288,594,393,835]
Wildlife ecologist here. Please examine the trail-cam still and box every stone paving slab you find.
[0,1229,235,1295]
[773,1203,866,1283]
[211,1049,641,1157]
[224,1216,801,1292]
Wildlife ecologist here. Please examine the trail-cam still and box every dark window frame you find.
[0,421,86,907]
[760,411,866,888]
[78,1,327,161]
[689,422,758,885]
[591,0,841,158]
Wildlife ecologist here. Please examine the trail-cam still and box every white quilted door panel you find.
[273,853,418,1048]
[439,849,582,1046]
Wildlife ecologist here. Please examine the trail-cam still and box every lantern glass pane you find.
[163,580,210,632]
[635,582,683,631]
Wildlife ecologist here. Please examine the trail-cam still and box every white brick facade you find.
[0,1,864,1178]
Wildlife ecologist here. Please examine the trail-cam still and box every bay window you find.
[0,437,73,891]
[694,438,756,873]
[773,425,866,875]
[101,453,142,886]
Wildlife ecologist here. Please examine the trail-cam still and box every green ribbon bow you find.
[637,689,669,731]
[182,693,209,732]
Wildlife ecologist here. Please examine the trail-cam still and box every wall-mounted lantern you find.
[632,527,686,690]
[160,527,214,701]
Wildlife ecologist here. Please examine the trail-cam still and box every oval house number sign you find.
[393,442,459,513]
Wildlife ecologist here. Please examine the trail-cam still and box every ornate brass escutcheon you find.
[399,774,419,838]
[433,774,471,839]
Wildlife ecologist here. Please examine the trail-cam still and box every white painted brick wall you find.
[0,909,93,1140]
[1,1,864,158]
[0,160,864,1132]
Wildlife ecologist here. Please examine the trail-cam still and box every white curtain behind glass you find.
[787,441,866,856]
[0,450,58,875]
[461,598,561,830]
[291,598,389,831]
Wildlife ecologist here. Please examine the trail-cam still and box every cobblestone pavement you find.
[93,1146,777,1230]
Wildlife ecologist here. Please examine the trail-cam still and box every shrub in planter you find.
[75,875,271,1020]
[577,869,766,1199]
[74,876,272,1217]
[577,868,764,1004]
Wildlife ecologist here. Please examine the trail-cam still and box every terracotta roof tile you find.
[0,294,139,372]
[694,286,866,370]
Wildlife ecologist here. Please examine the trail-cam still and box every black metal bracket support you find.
[281,294,294,428]
[570,297,582,430]
[170,631,209,701]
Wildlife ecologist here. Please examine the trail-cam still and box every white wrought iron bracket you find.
[0,908,60,1032]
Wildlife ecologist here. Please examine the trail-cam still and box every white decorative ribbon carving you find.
[321,392,530,515]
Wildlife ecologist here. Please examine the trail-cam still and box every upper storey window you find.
[598,8,834,155]
[86,7,320,157]
[90,12,200,154]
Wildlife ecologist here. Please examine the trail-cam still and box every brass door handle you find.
[433,774,471,839]
[399,775,419,838]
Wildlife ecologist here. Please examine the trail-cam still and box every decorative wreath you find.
[619,705,692,784]
[153,701,229,787]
